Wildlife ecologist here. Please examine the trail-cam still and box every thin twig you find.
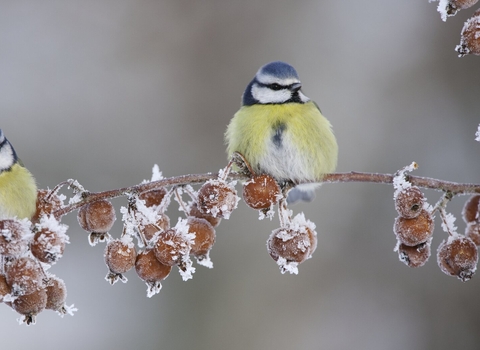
[52,171,480,218]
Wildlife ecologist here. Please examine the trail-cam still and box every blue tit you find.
[0,129,37,219]
[225,61,338,203]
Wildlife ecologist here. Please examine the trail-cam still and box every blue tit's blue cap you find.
[258,61,299,80]
[242,61,301,106]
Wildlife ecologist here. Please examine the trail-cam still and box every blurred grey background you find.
[1,1,480,349]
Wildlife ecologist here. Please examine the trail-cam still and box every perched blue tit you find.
[225,61,338,203]
[0,129,37,220]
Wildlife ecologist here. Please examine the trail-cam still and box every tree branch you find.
[53,171,480,219]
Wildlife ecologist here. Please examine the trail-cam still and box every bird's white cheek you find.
[251,84,291,104]
[0,143,14,171]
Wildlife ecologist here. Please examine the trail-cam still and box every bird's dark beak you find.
[289,82,302,92]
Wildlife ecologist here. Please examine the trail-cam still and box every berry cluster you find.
[90,179,224,297]
[430,0,480,56]
[392,163,479,281]
[394,186,434,268]
[0,189,74,325]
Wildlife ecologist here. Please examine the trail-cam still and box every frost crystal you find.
[140,164,164,184]
[36,215,69,241]
[60,304,78,317]
[276,257,299,275]
[171,218,196,280]
[476,124,480,142]
[441,210,458,235]
[120,233,135,248]
[437,0,450,21]
[151,164,163,182]
[146,281,162,298]
[178,254,196,281]
[135,197,160,224]
[67,179,86,205]
[258,205,275,221]
[120,204,141,246]
[196,251,213,269]
[393,162,418,196]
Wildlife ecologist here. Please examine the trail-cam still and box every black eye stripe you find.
[259,82,299,91]
[268,83,283,91]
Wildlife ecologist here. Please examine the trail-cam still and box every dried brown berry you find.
[189,202,222,228]
[0,274,10,302]
[243,174,281,210]
[456,9,480,57]
[11,288,48,322]
[437,235,478,281]
[465,222,480,246]
[394,209,434,246]
[135,249,172,282]
[140,213,170,242]
[31,228,66,264]
[135,249,172,297]
[397,241,431,268]
[267,226,316,266]
[0,219,31,257]
[188,217,215,257]
[77,200,116,233]
[45,276,67,312]
[6,257,45,296]
[153,227,192,266]
[138,188,167,208]
[462,195,480,223]
[394,186,425,219]
[31,189,63,223]
[104,238,137,274]
[197,180,238,219]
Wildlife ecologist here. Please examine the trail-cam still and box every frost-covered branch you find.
[52,171,480,220]
[3,157,480,325]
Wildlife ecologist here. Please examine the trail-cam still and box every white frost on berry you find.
[429,0,453,21]
[135,196,161,225]
[276,257,299,275]
[178,254,196,281]
[258,205,275,221]
[289,212,317,236]
[171,218,196,280]
[200,179,239,219]
[439,0,450,21]
[146,281,162,298]
[195,251,213,269]
[2,293,17,303]
[36,215,69,242]
[120,233,135,248]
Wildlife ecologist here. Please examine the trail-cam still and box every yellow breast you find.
[0,164,37,220]
[225,101,338,182]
